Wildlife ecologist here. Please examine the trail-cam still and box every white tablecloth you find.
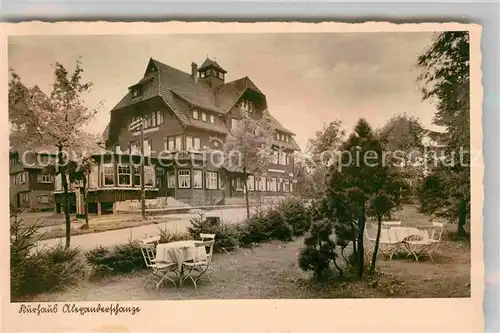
[155,240,207,267]
[389,227,429,242]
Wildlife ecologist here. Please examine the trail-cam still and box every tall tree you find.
[325,119,407,277]
[223,111,274,219]
[377,113,426,210]
[301,120,345,198]
[9,60,101,248]
[416,31,470,237]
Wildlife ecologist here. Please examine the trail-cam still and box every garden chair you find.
[139,242,178,291]
[200,233,216,241]
[425,222,444,261]
[364,226,401,260]
[181,240,215,289]
[200,233,216,272]
[142,235,161,246]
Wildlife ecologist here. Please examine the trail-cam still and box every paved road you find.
[37,207,260,251]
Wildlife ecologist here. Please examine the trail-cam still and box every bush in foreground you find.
[187,212,239,253]
[264,207,294,241]
[85,241,144,280]
[10,209,85,299]
[298,218,343,281]
[276,197,311,236]
[158,228,190,244]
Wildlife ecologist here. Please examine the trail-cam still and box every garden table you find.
[155,240,207,285]
[389,227,432,262]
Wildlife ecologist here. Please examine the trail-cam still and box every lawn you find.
[28,235,470,302]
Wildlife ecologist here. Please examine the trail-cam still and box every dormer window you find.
[193,110,199,120]
[131,86,141,98]
[209,114,215,124]
[201,112,207,122]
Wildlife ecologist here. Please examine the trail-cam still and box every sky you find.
[8,32,442,150]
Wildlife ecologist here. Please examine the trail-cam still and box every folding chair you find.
[425,222,444,261]
[181,240,215,289]
[139,242,178,291]
[364,226,401,260]
[199,233,216,271]
[142,235,161,246]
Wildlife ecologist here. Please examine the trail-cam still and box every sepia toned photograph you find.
[5,22,481,319]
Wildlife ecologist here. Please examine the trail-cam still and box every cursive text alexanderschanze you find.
[18,303,141,316]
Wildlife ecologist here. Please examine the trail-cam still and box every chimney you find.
[191,62,198,82]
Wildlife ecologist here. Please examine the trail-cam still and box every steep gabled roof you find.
[215,76,264,112]
[265,113,294,135]
[107,58,296,144]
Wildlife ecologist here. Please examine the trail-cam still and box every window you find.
[236,178,242,191]
[118,164,131,186]
[286,135,290,142]
[38,195,50,204]
[247,175,255,191]
[278,152,287,165]
[175,136,182,151]
[129,111,163,132]
[10,155,19,166]
[133,166,141,186]
[144,166,155,187]
[156,168,164,188]
[193,137,201,150]
[201,112,207,122]
[283,179,290,192]
[272,150,279,164]
[156,110,164,126]
[193,110,199,119]
[167,170,176,188]
[286,154,292,166]
[130,141,140,155]
[144,139,151,156]
[240,100,254,113]
[131,87,141,98]
[21,193,29,204]
[193,170,202,188]
[102,164,114,186]
[38,173,53,184]
[178,170,191,188]
[200,71,206,78]
[15,172,27,185]
[115,145,122,154]
[267,177,277,192]
[165,137,173,151]
[259,176,266,191]
[206,171,218,190]
[186,136,193,150]
[209,114,215,123]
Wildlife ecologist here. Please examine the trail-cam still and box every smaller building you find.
[9,147,58,211]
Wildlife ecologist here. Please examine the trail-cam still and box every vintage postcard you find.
[1,21,483,332]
